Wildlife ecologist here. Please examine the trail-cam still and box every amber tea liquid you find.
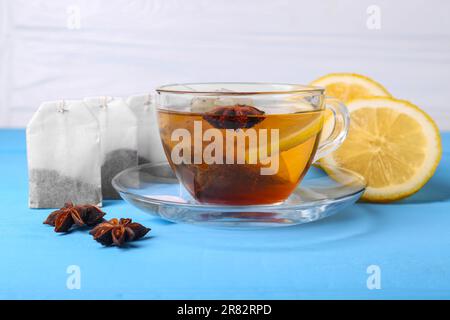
[158,109,323,205]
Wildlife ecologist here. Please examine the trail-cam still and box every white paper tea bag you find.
[84,96,138,199]
[126,94,166,165]
[27,100,102,208]
[190,88,253,113]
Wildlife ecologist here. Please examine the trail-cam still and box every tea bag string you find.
[57,100,68,113]
[143,93,152,110]
[101,96,109,109]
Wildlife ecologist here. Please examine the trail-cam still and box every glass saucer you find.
[112,163,366,228]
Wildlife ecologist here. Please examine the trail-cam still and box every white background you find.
[1,0,449,129]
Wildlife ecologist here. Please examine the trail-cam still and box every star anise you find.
[90,218,151,247]
[44,202,106,233]
[203,104,265,129]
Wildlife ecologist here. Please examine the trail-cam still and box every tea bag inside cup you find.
[26,100,102,208]
[126,94,166,165]
[84,96,138,199]
[190,88,253,113]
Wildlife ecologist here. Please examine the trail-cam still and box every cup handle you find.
[313,97,350,162]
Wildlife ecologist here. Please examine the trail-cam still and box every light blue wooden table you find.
[1,129,449,299]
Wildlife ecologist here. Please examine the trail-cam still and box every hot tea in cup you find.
[156,83,349,205]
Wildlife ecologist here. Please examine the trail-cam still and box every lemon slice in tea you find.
[244,111,323,183]
[247,111,323,160]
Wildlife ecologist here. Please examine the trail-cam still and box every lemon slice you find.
[310,73,391,103]
[275,113,323,154]
[320,97,442,202]
[246,112,323,161]
[311,73,392,144]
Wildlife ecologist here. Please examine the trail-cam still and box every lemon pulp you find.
[320,97,442,202]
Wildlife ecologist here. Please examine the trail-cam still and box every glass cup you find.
[155,83,349,205]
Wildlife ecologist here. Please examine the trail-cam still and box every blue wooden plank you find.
[0,129,449,299]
